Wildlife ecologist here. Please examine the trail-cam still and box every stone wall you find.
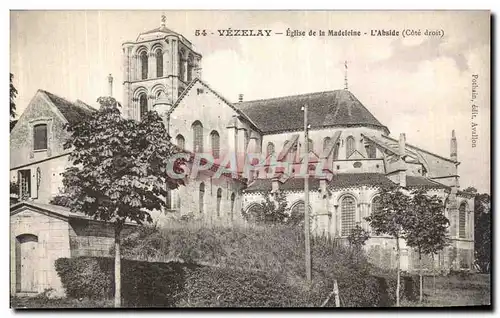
[10,208,71,296]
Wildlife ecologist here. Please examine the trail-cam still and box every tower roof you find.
[135,16,193,47]
[234,90,389,134]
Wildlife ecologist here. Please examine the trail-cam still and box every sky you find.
[10,10,490,193]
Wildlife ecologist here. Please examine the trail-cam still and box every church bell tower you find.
[122,15,202,120]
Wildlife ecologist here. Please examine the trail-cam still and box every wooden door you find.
[16,234,38,293]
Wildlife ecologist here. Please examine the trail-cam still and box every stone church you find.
[10,18,475,296]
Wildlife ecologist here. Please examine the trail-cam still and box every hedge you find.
[55,256,417,307]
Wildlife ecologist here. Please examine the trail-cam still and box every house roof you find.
[41,90,96,126]
[244,173,448,193]
[329,173,395,189]
[10,201,138,225]
[234,90,389,134]
[10,201,94,221]
[244,177,321,193]
[406,176,450,190]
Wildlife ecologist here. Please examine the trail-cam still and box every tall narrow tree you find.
[404,189,449,303]
[365,185,410,307]
[60,97,183,307]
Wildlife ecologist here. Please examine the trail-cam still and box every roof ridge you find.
[236,89,344,106]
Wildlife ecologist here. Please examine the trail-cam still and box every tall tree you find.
[474,192,491,273]
[10,73,18,119]
[243,191,290,224]
[365,185,410,307]
[404,189,449,303]
[60,97,183,307]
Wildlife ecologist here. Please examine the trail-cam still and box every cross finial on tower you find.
[161,14,166,27]
[344,60,348,90]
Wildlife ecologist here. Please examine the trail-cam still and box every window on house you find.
[216,188,222,217]
[33,124,48,150]
[199,182,205,214]
[341,196,356,236]
[346,136,355,159]
[459,202,466,238]
[18,170,31,201]
[211,131,220,159]
[140,51,148,80]
[192,121,203,152]
[176,134,185,149]
[139,94,148,120]
[156,49,163,77]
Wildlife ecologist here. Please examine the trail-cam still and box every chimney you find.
[238,94,244,103]
[450,129,457,161]
[399,133,406,157]
[107,73,113,97]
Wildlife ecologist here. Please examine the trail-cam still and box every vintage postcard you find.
[9,10,491,308]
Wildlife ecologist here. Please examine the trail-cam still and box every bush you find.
[55,257,198,307]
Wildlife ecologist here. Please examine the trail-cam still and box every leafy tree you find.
[243,191,290,224]
[365,185,410,307]
[347,224,369,249]
[10,73,17,119]
[404,189,449,303]
[59,96,183,307]
[474,192,491,273]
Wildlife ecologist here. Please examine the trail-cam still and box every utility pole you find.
[302,104,312,283]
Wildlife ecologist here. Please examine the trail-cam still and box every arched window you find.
[459,202,467,238]
[371,196,381,215]
[323,137,331,152]
[341,196,356,236]
[178,51,185,81]
[366,141,376,159]
[199,183,205,214]
[216,188,222,217]
[333,142,340,160]
[156,49,163,77]
[139,93,148,119]
[346,136,355,159]
[192,121,203,152]
[211,131,220,159]
[230,193,236,220]
[266,142,275,157]
[290,201,309,226]
[176,134,185,149]
[140,51,148,80]
[33,124,48,150]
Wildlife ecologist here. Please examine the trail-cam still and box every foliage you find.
[347,224,370,248]
[365,185,410,239]
[404,189,449,256]
[59,96,183,227]
[364,185,411,306]
[473,192,491,273]
[10,73,17,119]
[242,191,291,224]
[55,257,195,307]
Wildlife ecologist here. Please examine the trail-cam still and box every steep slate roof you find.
[10,120,18,132]
[234,90,389,134]
[41,90,96,126]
